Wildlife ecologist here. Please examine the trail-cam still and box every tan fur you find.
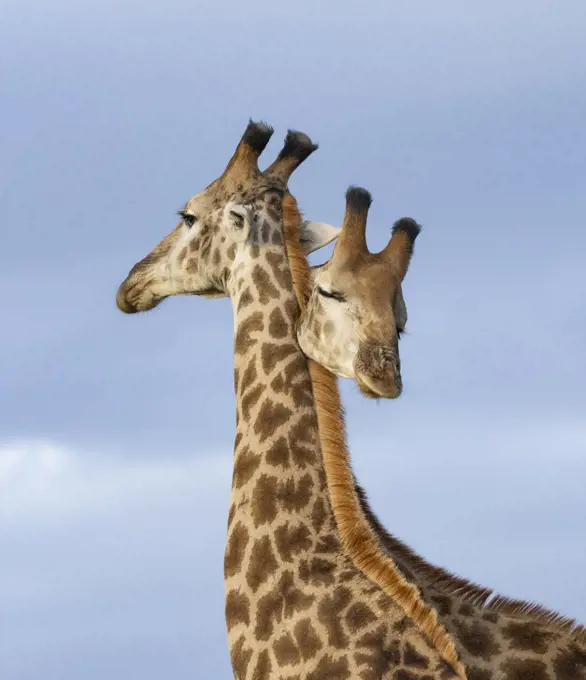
[282,193,468,680]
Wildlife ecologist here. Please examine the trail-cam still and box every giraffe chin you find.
[356,372,402,400]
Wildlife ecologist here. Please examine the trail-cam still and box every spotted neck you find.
[222,196,462,680]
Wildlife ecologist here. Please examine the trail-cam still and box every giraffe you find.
[116,120,466,679]
[292,188,586,680]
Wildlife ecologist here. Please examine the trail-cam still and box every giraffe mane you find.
[355,484,586,643]
[281,192,468,680]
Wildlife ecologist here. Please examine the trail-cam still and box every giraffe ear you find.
[299,221,341,255]
[394,284,408,330]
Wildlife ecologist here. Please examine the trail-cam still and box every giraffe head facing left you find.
[116,121,338,313]
[298,187,420,399]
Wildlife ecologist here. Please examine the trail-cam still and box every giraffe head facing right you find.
[298,187,421,399]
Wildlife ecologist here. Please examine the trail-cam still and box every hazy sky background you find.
[1,0,585,678]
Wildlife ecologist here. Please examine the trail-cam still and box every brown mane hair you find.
[281,192,468,680]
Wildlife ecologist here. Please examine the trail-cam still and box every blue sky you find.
[1,0,585,678]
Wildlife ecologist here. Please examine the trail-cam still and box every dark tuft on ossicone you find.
[345,186,372,213]
[392,217,421,244]
[242,120,274,153]
[276,129,318,162]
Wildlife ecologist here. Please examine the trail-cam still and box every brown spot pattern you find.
[265,436,290,468]
[502,620,555,654]
[254,399,292,443]
[240,383,263,421]
[251,474,278,526]
[294,619,323,661]
[232,447,261,489]
[316,534,340,553]
[500,657,549,680]
[394,672,420,680]
[227,502,236,529]
[299,557,336,588]
[289,436,316,467]
[237,286,254,312]
[553,644,586,680]
[260,219,271,244]
[289,413,316,444]
[274,522,312,562]
[266,250,290,289]
[284,354,308,384]
[279,473,314,512]
[251,264,279,303]
[454,619,501,660]
[252,649,272,680]
[246,536,278,593]
[459,602,475,616]
[317,587,352,649]
[311,497,327,533]
[230,636,253,678]
[346,602,377,633]
[468,668,492,680]
[224,522,249,578]
[261,342,297,375]
[268,306,288,339]
[273,633,300,666]
[356,626,401,679]
[255,589,283,641]
[279,570,315,618]
[225,590,250,630]
[239,360,257,395]
[403,642,429,669]
[270,372,285,392]
[431,595,453,617]
[234,312,263,355]
[291,383,314,408]
[307,654,351,680]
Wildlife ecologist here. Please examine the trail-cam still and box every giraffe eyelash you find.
[178,210,197,228]
[317,286,345,302]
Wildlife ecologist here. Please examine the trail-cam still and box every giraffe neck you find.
[227,228,334,546]
[220,202,469,680]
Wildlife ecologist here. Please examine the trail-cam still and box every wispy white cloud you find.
[0,439,232,528]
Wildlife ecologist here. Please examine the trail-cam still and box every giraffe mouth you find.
[356,373,402,400]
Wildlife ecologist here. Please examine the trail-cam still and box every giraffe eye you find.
[317,286,345,302]
[229,210,246,229]
[178,211,197,228]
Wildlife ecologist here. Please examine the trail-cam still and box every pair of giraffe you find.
[116,121,585,679]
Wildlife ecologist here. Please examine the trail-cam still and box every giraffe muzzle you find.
[116,284,139,314]
[354,342,402,399]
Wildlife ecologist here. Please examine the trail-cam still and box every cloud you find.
[0,439,232,528]
[0,440,234,679]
